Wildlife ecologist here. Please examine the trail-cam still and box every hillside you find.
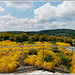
[29,29,75,37]
[37,29,75,36]
[1,29,75,37]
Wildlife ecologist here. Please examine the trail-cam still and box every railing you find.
[0,45,74,74]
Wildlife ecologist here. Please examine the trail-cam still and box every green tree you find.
[57,37,64,42]
[15,35,22,42]
[21,33,28,42]
[29,34,39,42]
[39,35,48,41]
[9,34,15,41]
[48,35,57,42]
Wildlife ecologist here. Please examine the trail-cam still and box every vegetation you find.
[4,29,75,38]
[0,40,73,73]
[0,31,74,46]
[37,29,75,38]
[0,29,75,73]
[72,52,75,73]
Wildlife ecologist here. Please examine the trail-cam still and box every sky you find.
[0,1,75,32]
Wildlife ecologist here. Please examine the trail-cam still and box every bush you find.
[29,49,37,55]
[41,41,44,43]
[28,40,35,44]
[61,57,71,69]
[24,55,37,66]
[51,41,56,44]
[53,47,58,53]
[44,54,54,62]
[24,53,27,58]
[39,35,48,42]
[29,34,39,41]
[57,52,71,69]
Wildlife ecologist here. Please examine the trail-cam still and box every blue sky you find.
[0,1,75,32]
[0,1,63,19]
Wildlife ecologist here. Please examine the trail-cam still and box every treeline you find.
[0,32,74,46]
[30,29,75,38]
[4,29,75,38]
[39,29,75,38]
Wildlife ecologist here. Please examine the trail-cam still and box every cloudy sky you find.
[0,1,75,32]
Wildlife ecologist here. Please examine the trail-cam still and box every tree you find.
[64,38,73,46]
[57,37,64,42]
[48,35,57,42]
[39,35,48,42]
[2,33,10,40]
[29,34,39,42]
[20,33,28,42]
[9,34,15,41]
[15,35,22,42]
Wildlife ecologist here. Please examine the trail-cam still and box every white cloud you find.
[0,14,29,31]
[0,14,75,31]
[56,1,75,20]
[32,21,68,30]
[33,3,57,23]
[32,1,75,24]
[0,1,75,31]
[5,1,33,11]
[28,1,75,30]
[0,14,16,21]
[68,21,75,29]
[0,6,5,12]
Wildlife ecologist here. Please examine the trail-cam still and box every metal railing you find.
[0,45,74,74]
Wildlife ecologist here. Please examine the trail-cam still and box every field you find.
[0,40,75,73]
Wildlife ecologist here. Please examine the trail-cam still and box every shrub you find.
[24,53,27,58]
[41,41,44,43]
[44,55,54,62]
[24,55,37,66]
[61,57,71,69]
[57,52,71,69]
[29,49,37,55]
[28,40,35,44]
[39,35,48,42]
[52,47,58,53]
